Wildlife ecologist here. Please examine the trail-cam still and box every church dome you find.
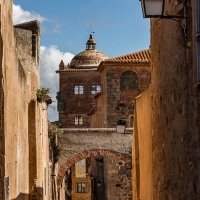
[70,34,109,69]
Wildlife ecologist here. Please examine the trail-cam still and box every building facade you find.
[57,34,108,128]
[90,49,151,128]
[0,2,51,199]
[133,0,200,199]
[57,34,151,200]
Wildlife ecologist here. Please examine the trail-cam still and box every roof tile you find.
[103,49,150,63]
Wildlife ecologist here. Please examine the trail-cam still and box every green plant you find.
[36,87,50,99]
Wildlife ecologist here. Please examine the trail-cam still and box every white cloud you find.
[40,45,74,122]
[13,4,46,25]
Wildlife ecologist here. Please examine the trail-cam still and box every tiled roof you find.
[56,67,98,73]
[105,49,150,63]
[87,106,97,116]
[57,49,150,73]
[97,49,150,72]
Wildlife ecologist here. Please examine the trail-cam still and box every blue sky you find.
[13,0,150,121]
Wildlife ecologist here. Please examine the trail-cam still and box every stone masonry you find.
[132,0,200,199]
[92,50,151,128]
[56,128,133,187]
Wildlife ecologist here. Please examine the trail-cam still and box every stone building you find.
[56,34,151,199]
[90,49,151,128]
[90,49,150,200]
[57,34,108,128]
[0,1,51,199]
[56,34,109,200]
[132,0,200,199]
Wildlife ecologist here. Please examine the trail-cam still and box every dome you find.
[70,34,109,69]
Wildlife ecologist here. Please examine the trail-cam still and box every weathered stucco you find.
[0,1,50,199]
[133,0,200,199]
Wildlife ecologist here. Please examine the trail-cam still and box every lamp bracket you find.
[155,17,186,39]
[155,0,187,40]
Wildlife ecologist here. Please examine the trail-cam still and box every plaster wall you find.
[35,102,50,200]
[132,86,153,200]
[0,1,49,199]
[71,163,92,200]
[0,2,32,199]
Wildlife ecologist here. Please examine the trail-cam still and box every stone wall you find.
[56,131,133,189]
[150,1,199,199]
[97,63,150,128]
[133,0,200,199]
[104,157,132,200]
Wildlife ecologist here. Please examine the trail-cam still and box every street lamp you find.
[139,0,187,38]
[97,181,101,187]
[90,175,94,180]
[141,0,164,18]
[140,0,186,18]
[116,119,126,134]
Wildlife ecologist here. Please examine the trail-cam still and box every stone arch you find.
[57,149,132,188]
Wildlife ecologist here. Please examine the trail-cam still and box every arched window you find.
[74,86,83,94]
[91,85,101,94]
[120,71,138,90]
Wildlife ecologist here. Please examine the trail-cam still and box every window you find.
[75,116,83,125]
[74,86,83,94]
[197,0,200,81]
[86,44,95,50]
[75,182,87,193]
[91,85,101,94]
[120,71,138,90]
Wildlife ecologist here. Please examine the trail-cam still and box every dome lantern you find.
[86,34,96,50]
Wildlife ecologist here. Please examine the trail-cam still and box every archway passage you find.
[57,149,132,187]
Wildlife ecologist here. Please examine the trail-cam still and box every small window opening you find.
[32,34,37,58]
[74,86,83,94]
[91,85,101,94]
[75,116,83,125]
[75,182,87,193]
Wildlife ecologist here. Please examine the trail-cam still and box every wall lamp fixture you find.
[90,175,94,180]
[97,181,101,187]
[140,0,187,38]
[116,119,126,134]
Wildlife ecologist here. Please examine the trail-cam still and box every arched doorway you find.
[57,149,132,200]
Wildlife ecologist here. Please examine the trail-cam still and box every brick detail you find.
[57,149,131,188]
